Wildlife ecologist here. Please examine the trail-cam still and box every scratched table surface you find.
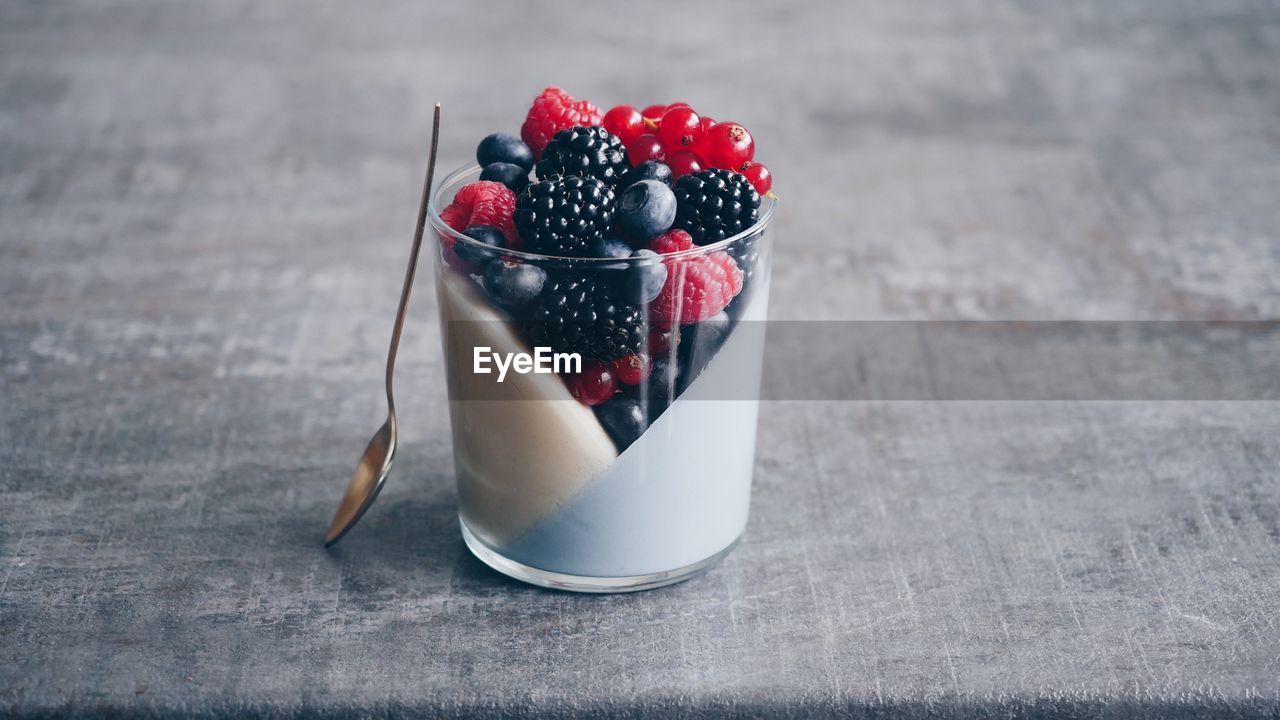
[3,2,1280,718]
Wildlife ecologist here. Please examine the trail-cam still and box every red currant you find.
[658,106,702,148]
[666,150,703,178]
[611,353,652,385]
[603,105,645,145]
[626,133,667,166]
[702,122,755,170]
[647,327,674,357]
[567,361,616,406]
[640,104,668,122]
[741,161,772,195]
[690,116,716,156]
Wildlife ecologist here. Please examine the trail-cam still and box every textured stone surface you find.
[2,1,1279,717]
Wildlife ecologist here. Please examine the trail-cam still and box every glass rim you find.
[427,164,777,264]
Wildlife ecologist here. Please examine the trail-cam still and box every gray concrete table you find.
[3,1,1279,717]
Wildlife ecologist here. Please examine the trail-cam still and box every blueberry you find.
[477,133,534,172]
[645,358,681,413]
[591,236,633,259]
[480,162,530,193]
[482,259,546,307]
[615,180,677,245]
[626,249,667,304]
[677,311,731,391]
[619,161,672,189]
[456,224,505,267]
[594,396,647,451]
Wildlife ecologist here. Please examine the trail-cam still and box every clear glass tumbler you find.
[428,165,775,592]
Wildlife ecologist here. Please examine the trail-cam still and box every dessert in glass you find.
[428,88,776,592]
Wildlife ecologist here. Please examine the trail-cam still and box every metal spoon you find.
[324,102,441,548]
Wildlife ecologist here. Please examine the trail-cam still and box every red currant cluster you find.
[602,103,772,194]
[565,354,651,406]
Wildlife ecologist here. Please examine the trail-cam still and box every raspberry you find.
[521,88,603,162]
[652,250,743,324]
[440,181,518,246]
[651,229,695,254]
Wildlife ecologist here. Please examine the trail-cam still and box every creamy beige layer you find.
[438,271,618,546]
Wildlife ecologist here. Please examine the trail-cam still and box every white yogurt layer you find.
[498,275,771,578]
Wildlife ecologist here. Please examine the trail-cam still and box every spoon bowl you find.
[325,418,396,547]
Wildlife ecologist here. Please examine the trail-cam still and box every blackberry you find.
[535,126,628,185]
[723,233,765,321]
[672,168,761,245]
[514,176,616,257]
[525,275,646,361]
[725,234,760,284]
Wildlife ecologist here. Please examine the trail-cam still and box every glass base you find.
[461,520,741,593]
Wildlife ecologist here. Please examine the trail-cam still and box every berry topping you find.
[611,353,652,386]
[479,162,530,193]
[591,236,634,259]
[521,88,603,162]
[647,327,674,357]
[652,249,743,324]
[615,179,677,245]
[619,160,673,189]
[658,106,703,149]
[740,161,772,195]
[440,180,518,247]
[455,224,505,267]
[594,396,646,449]
[665,150,703,179]
[514,176,616,257]
[725,233,761,285]
[671,168,761,245]
[651,228,695,254]
[535,125,628,185]
[640,104,668,123]
[690,116,716,158]
[602,105,645,145]
[566,360,617,406]
[526,275,646,360]
[482,259,546,307]
[626,133,667,166]
[677,310,732,387]
[701,121,755,170]
[476,133,534,172]
[646,357,680,408]
[625,249,668,304]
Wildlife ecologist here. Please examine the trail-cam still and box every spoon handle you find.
[385,102,442,411]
